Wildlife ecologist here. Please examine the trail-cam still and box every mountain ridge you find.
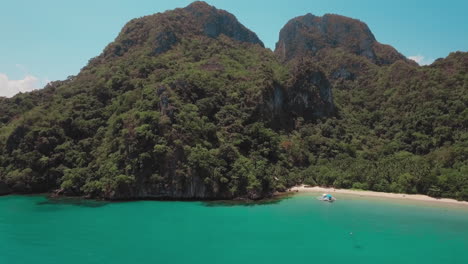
[88,1,263,68]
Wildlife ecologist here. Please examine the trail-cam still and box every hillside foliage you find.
[0,2,467,200]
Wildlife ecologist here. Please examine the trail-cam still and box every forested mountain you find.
[0,1,467,200]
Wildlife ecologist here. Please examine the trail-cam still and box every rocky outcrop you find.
[259,60,335,129]
[286,61,334,120]
[111,176,225,200]
[0,182,12,196]
[184,1,264,46]
[275,13,413,66]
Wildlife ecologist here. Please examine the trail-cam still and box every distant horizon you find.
[1,0,467,97]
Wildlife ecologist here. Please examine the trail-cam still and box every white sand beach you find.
[291,185,468,206]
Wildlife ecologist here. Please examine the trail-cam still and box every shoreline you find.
[2,187,468,207]
[290,185,468,206]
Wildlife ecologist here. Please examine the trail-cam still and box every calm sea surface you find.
[1,193,468,264]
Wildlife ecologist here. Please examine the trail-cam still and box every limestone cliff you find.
[275,13,415,66]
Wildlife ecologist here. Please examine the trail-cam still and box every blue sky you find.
[1,0,467,97]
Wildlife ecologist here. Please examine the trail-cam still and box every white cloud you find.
[408,55,434,66]
[0,73,41,98]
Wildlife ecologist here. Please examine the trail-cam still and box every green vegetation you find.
[0,2,467,200]
[0,34,293,199]
[295,52,468,200]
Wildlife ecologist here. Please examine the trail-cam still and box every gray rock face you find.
[287,66,334,120]
[259,62,335,129]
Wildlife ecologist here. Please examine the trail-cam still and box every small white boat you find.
[319,193,336,202]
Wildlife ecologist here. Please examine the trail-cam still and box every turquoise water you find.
[1,193,468,264]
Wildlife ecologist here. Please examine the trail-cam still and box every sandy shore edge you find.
[291,185,468,206]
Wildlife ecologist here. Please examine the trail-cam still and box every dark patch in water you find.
[203,193,294,207]
[32,192,294,208]
[37,197,109,208]
[350,232,363,250]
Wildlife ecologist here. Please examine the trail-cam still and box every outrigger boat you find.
[319,193,336,202]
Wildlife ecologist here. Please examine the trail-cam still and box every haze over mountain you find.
[0,2,467,200]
